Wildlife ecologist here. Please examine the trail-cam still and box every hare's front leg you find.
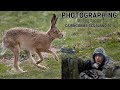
[36,52,43,64]
[30,51,47,69]
[25,50,47,69]
[46,49,59,61]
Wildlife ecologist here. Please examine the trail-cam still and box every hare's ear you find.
[51,14,58,28]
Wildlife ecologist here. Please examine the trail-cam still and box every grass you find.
[0,57,61,79]
[0,11,120,79]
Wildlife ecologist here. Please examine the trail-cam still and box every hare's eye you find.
[55,31,58,34]
[53,29,59,34]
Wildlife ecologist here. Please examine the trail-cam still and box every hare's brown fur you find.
[1,14,63,72]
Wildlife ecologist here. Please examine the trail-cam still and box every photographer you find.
[78,47,118,79]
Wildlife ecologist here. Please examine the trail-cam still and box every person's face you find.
[95,54,104,64]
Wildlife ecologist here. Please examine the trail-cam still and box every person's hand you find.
[92,63,99,69]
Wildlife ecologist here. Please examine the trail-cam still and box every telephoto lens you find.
[61,47,80,79]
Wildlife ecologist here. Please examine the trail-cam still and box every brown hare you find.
[1,14,63,73]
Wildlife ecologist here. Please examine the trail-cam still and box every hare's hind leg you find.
[10,45,26,73]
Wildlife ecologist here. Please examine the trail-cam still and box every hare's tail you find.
[1,42,7,56]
